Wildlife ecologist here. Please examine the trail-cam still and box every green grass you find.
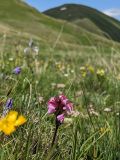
[0,33,120,160]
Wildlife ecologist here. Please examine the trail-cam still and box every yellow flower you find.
[1,123,16,135]
[80,66,87,77]
[100,127,110,135]
[97,69,105,76]
[56,62,65,71]
[0,111,27,135]
[6,111,18,122]
[87,65,95,74]
[82,71,87,77]
[100,127,106,134]
[15,115,26,126]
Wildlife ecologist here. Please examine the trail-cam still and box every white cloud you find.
[103,8,120,18]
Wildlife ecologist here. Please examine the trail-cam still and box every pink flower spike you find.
[65,103,73,112]
[47,94,73,118]
[57,114,65,123]
[59,95,67,102]
[48,104,56,114]
[48,97,58,107]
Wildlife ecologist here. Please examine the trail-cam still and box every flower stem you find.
[51,119,60,147]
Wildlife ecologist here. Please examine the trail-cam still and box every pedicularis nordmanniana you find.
[47,94,73,147]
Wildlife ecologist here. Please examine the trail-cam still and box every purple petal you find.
[6,98,13,109]
[48,104,56,114]
[13,67,21,74]
[57,114,65,123]
[65,103,73,113]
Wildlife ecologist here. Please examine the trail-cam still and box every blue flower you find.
[2,98,13,117]
[6,98,13,109]
[13,67,21,74]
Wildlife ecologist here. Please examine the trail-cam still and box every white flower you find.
[104,108,112,112]
[29,38,34,47]
[56,83,65,89]
[88,106,99,116]
[116,112,119,116]
[33,46,39,54]
[64,73,69,77]
[9,58,14,61]
[24,47,30,55]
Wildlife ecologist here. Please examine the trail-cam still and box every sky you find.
[26,0,120,20]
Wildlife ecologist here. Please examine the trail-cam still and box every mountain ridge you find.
[44,4,120,42]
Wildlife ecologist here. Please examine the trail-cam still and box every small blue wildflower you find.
[6,98,13,109]
[13,67,21,74]
[2,98,13,117]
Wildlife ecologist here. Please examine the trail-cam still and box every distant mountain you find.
[44,4,120,42]
[0,0,119,50]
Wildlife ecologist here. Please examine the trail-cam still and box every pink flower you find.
[47,97,58,114]
[47,94,73,123]
[48,104,56,114]
[57,114,64,123]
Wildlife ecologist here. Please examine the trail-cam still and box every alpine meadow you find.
[0,0,120,160]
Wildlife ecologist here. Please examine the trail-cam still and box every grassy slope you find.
[0,0,120,51]
[44,4,120,42]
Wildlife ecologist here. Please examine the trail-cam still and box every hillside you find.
[0,0,120,51]
[44,4,120,42]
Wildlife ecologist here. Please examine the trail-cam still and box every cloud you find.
[103,8,120,18]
